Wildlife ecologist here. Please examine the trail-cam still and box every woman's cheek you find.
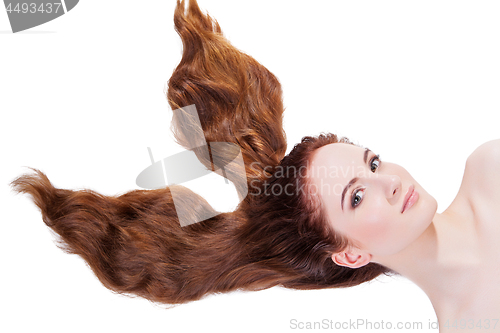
[352,212,391,251]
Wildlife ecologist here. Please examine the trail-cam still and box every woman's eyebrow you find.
[341,148,372,211]
[341,177,359,211]
[364,148,371,164]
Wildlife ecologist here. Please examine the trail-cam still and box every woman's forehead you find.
[310,143,365,172]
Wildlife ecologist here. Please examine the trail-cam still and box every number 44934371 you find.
[5,2,62,14]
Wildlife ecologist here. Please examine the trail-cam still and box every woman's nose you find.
[380,174,402,201]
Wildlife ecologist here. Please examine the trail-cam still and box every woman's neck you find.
[376,208,482,318]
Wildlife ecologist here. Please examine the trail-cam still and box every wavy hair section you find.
[167,0,287,192]
[11,169,249,304]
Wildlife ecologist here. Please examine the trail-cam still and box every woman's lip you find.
[401,185,419,213]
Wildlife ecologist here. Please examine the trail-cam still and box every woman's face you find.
[308,143,437,261]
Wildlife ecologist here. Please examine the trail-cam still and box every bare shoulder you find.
[466,139,500,167]
[459,139,500,234]
[452,140,500,321]
[463,139,500,197]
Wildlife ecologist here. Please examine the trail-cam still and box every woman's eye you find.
[370,156,380,173]
[351,188,365,208]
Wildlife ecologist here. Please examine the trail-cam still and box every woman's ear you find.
[331,250,372,268]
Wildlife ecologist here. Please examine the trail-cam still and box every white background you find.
[1,0,499,332]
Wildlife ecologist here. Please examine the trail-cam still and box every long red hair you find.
[10,0,392,305]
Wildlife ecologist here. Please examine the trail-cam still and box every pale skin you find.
[308,140,500,333]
